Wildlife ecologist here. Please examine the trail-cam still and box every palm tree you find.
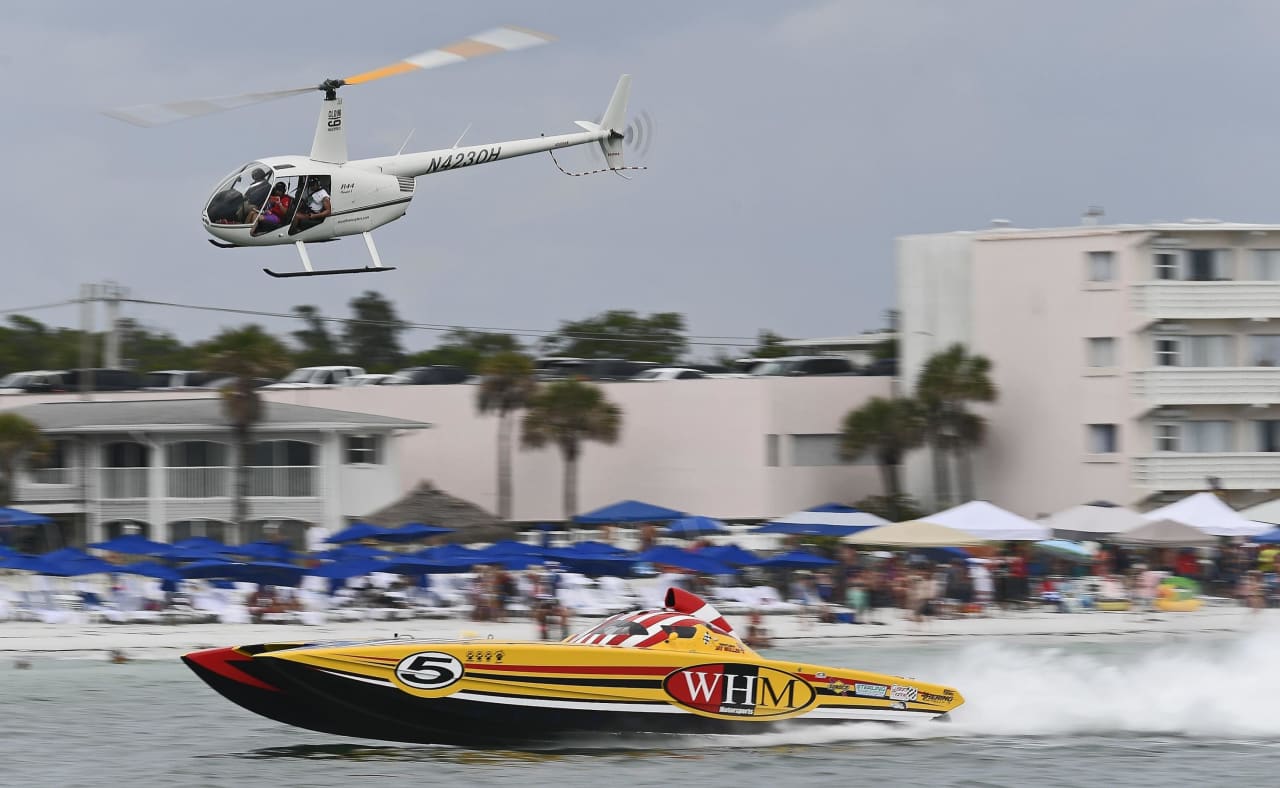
[521,379,622,521]
[0,412,48,507]
[475,352,536,520]
[839,396,924,520]
[200,325,292,543]
[915,343,997,507]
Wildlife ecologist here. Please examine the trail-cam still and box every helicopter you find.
[106,26,635,278]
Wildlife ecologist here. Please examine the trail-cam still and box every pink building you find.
[898,218,1280,516]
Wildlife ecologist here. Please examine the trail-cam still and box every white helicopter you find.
[107,26,634,278]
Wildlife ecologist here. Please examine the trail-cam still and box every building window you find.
[1087,424,1119,453]
[1155,335,1234,367]
[765,434,780,467]
[344,435,382,465]
[1255,420,1280,452]
[30,438,73,485]
[791,434,852,467]
[1154,337,1181,366]
[1154,423,1180,452]
[1251,249,1280,281]
[1187,249,1229,281]
[1248,335,1280,366]
[1183,420,1234,452]
[1087,337,1116,367]
[1087,251,1115,282]
[1153,251,1180,280]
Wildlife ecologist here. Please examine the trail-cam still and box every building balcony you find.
[1132,367,1280,406]
[1131,453,1280,490]
[1131,281,1280,320]
[247,466,317,498]
[167,467,230,498]
[101,467,149,499]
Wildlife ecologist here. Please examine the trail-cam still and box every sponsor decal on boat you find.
[664,663,817,720]
[889,684,918,702]
[917,690,952,704]
[854,683,888,698]
[393,651,464,694]
[827,680,850,696]
[891,701,907,710]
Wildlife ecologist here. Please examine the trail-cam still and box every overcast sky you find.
[6,1,1280,359]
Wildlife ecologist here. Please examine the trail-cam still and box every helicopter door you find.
[250,175,302,236]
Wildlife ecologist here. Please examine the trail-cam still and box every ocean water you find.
[5,631,1280,787]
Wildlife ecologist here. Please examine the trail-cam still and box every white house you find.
[9,398,428,546]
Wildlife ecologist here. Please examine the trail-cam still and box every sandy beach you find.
[4,603,1276,661]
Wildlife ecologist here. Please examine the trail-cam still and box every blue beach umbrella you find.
[0,507,52,527]
[374,522,454,543]
[89,534,175,557]
[1252,528,1280,544]
[664,516,730,538]
[700,544,762,565]
[326,522,384,544]
[753,550,838,569]
[573,500,685,524]
[635,546,734,575]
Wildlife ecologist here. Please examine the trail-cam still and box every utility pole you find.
[78,281,130,399]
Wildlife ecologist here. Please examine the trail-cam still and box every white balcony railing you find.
[27,467,71,485]
[100,467,148,499]
[1132,367,1280,406]
[167,467,231,498]
[1131,453,1280,490]
[1131,281,1280,320]
[247,466,317,497]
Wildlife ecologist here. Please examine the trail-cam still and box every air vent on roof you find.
[397,176,415,193]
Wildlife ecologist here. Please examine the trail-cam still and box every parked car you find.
[60,368,143,391]
[749,356,857,377]
[143,370,229,390]
[263,365,365,389]
[630,367,710,381]
[390,365,470,385]
[0,370,67,395]
[341,373,410,386]
[858,357,898,377]
[203,376,277,390]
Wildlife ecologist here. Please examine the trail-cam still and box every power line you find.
[117,296,767,349]
[0,299,79,316]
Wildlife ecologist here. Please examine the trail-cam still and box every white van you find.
[264,365,366,389]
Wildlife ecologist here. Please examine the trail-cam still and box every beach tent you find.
[1033,539,1095,563]
[920,501,1049,541]
[757,508,890,534]
[572,500,685,524]
[326,522,385,544]
[0,507,52,527]
[1142,492,1270,537]
[700,544,761,565]
[634,546,734,575]
[1251,528,1280,544]
[1238,498,1280,526]
[1041,504,1146,537]
[665,516,730,537]
[1112,518,1217,546]
[843,521,987,547]
[373,522,454,543]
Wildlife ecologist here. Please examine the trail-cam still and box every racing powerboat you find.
[183,588,963,746]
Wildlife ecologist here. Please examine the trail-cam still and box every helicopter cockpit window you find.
[251,174,302,236]
[206,162,273,226]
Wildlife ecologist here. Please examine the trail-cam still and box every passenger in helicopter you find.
[253,182,293,235]
[290,176,331,234]
[241,168,273,223]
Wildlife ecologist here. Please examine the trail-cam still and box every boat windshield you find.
[576,618,650,639]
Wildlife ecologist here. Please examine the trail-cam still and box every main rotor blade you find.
[343,25,554,86]
[103,86,316,127]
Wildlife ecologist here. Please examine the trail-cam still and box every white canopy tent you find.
[766,510,891,528]
[921,500,1049,541]
[1142,492,1270,537]
[1040,504,1147,537]
[1111,519,1218,547]
[1238,498,1280,526]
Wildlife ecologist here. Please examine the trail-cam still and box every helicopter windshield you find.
[206,162,274,226]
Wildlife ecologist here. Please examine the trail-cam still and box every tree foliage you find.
[521,380,623,520]
[343,291,406,372]
[407,328,524,372]
[290,305,340,368]
[839,396,925,508]
[0,412,49,507]
[539,310,687,364]
[476,352,537,520]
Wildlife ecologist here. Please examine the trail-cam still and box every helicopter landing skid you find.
[264,234,395,278]
[264,266,397,278]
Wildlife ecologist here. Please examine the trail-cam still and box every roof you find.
[905,220,1280,243]
[11,398,431,434]
[361,480,515,544]
[779,333,896,349]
